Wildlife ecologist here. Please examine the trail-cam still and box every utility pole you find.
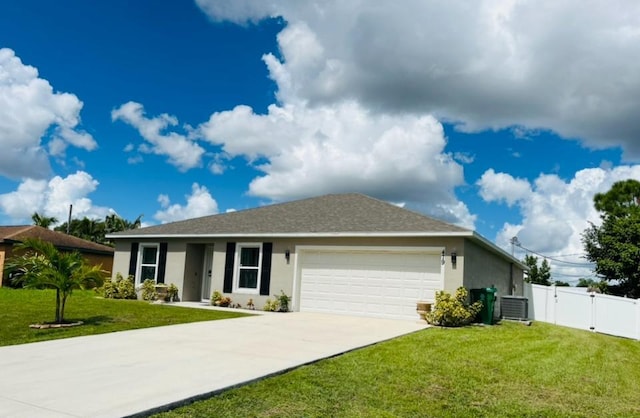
[66,204,73,234]
[510,236,520,256]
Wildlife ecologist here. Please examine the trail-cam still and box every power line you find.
[516,243,594,266]
[544,252,587,258]
[552,272,599,278]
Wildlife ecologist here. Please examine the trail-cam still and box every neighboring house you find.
[0,225,115,287]
[108,194,525,320]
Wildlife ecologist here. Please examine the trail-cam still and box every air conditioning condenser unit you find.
[501,295,528,320]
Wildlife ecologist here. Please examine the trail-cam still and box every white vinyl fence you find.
[523,283,640,340]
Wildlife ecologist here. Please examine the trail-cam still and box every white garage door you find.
[299,249,443,321]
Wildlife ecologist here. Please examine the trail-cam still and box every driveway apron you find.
[0,312,427,418]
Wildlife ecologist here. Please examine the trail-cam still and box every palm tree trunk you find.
[60,293,68,323]
[55,290,62,323]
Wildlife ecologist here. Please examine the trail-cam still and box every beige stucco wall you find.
[110,235,523,313]
[111,241,133,280]
[112,240,190,296]
[462,239,525,318]
[113,236,465,309]
[208,239,295,309]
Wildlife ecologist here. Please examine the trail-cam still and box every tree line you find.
[31,213,142,246]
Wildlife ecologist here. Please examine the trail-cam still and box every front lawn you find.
[0,288,249,346]
[158,321,640,417]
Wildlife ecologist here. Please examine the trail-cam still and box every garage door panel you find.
[300,250,442,321]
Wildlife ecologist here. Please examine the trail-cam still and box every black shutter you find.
[260,242,273,296]
[128,242,139,277]
[156,242,168,284]
[223,242,236,293]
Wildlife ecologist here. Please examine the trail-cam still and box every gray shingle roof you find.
[112,193,470,237]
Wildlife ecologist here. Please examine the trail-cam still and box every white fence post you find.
[636,298,640,340]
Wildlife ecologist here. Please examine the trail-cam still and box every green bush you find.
[276,290,291,312]
[425,287,482,327]
[211,290,223,306]
[140,279,157,301]
[210,290,232,307]
[263,291,291,312]
[100,273,136,299]
[263,298,278,312]
[167,283,179,302]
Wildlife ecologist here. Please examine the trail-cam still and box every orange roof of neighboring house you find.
[0,225,114,255]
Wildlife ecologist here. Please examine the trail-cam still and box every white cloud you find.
[154,183,219,223]
[194,0,278,23]
[0,171,111,224]
[453,152,475,165]
[488,166,640,282]
[127,156,143,165]
[199,100,472,226]
[0,48,96,179]
[197,1,640,160]
[112,102,205,171]
[477,169,532,207]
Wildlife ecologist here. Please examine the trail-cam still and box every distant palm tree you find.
[104,214,143,233]
[54,214,143,245]
[4,238,106,323]
[31,212,58,229]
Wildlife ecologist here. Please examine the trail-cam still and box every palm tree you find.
[4,238,106,323]
[31,212,59,229]
[104,214,143,233]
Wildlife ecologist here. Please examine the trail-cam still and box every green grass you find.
[158,322,640,418]
[0,288,249,346]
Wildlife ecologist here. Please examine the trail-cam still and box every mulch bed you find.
[29,321,84,329]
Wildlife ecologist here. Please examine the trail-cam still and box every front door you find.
[201,245,214,301]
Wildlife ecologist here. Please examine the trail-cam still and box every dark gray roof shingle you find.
[113,193,470,237]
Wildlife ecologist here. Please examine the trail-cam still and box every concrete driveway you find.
[0,311,428,418]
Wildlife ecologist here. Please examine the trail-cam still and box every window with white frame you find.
[235,243,262,292]
[138,243,159,284]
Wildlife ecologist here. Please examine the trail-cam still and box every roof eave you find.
[469,232,527,270]
[106,231,475,239]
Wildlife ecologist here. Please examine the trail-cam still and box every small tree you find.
[4,238,106,323]
[583,179,640,297]
[523,254,552,285]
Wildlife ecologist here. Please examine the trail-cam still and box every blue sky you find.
[1,1,639,283]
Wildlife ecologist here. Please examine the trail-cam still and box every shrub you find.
[263,298,278,312]
[210,290,231,307]
[211,290,223,306]
[263,291,291,312]
[115,275,137,299]
[139,279,157,301]
[425,287,483,327]
[167,283,179,302]
[100,273,136,299]
[276,290,291,312]
[217,296,232,307]
[101,279,117,299]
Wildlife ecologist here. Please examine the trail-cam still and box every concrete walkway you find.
[0,311,428,418]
